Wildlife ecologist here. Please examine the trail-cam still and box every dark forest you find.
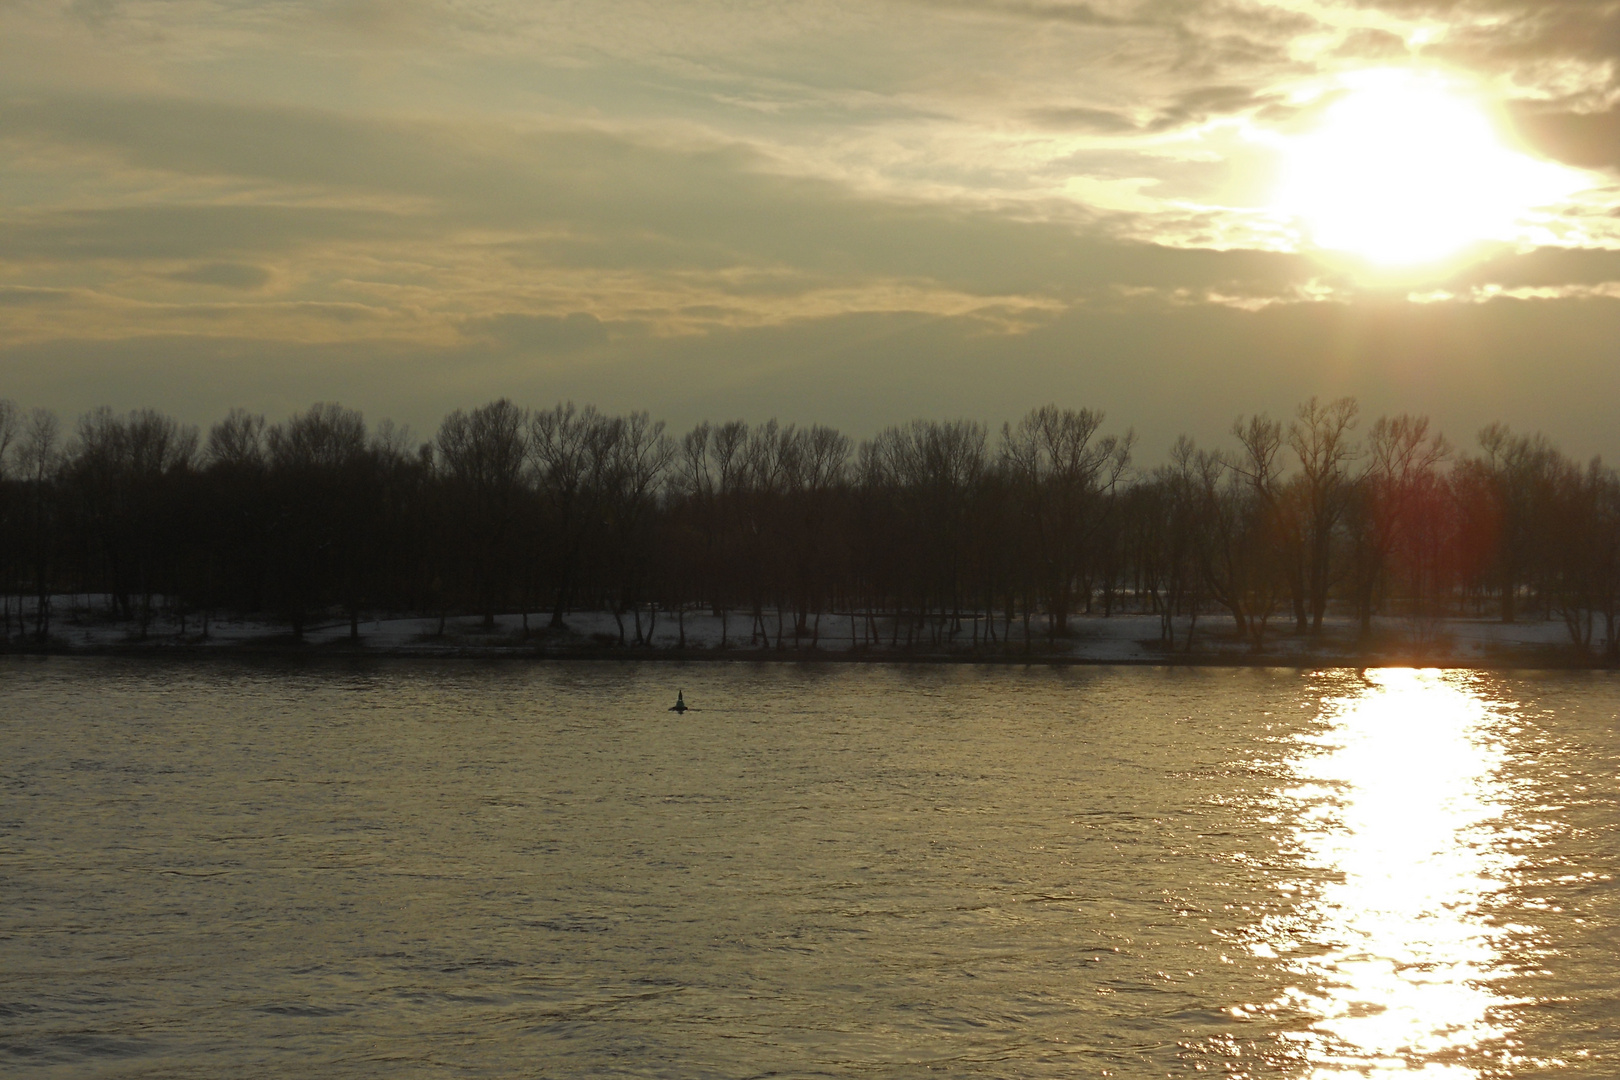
[0,396,1615,658]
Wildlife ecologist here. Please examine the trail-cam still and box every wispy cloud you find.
[2,0,1620,454]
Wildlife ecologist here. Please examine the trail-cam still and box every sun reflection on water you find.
[1269,669,1519,1077]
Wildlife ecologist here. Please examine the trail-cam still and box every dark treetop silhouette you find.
[0,396,1616,660]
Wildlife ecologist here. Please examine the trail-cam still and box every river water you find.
[3,660,1618,1078]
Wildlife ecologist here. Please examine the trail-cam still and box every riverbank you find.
[1,607,1610,668]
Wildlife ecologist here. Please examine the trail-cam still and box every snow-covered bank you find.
[0,600,1604,667]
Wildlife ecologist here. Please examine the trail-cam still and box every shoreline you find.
[3,606,1611,670]
[1,639,1610,671]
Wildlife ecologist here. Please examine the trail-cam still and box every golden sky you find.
[3,0,1620,456]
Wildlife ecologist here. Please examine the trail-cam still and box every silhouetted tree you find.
[530,403,610,630]
[1204,417,1288,651]
[265,403,372,640]
[1287,397,1360,634]
[1345,415,1449,637]
[17,409,62,641]
[1470,424,1563,623]
[437,399,531,630]
[6,392,1619,664]
[66,407,200,635]
[0,399,20,640]
[1001,406,1131,642]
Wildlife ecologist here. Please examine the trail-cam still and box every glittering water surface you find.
[3,661,1619,1078]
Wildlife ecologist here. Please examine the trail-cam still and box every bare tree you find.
[1001,406,1132,642]
[868,420,983,644]
[266,404,371,639]
[1286,397,1360,633]
[605,411,674,645]
[1544,456,1620,657]
[207,409,267,469]
[530,403,612,630]
[15,392,1620,666]
[18,409,62,640]
[68,407,200,633]
[1202,417,1291,651]
[438,399,531,631]
[1141,436,1209,651]
[269,403,366,470]
[0,399,18,483]
[1474,423,1563,623]
[0,399,18,639]
[1346,415,1449,637]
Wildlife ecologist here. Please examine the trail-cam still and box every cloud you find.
[1448,246,1620,289]
[1418,1,1620,67]
[1025,105,1139,132]
[465,312,620,352]
[2,86,1614,363]
[1029,83,1282,133]
[165,262,273,289]
[917,0,1132,27]
[1509,101,1620,171]
[2,0,1620,458]
[0,95,462,197]
[0,204,415,261]
[66,0,119,27]
[0,92,1322,301]
[0,285,75,305]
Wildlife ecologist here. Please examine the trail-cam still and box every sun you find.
[1273,70,1586,267]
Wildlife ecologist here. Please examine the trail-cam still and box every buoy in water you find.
[669,690,688,714]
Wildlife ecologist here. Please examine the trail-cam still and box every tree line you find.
[1,395,1617,657]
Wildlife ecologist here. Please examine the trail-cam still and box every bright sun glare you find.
[1274,71,1586,267]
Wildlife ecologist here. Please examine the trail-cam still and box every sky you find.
[3,0,1620,460]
